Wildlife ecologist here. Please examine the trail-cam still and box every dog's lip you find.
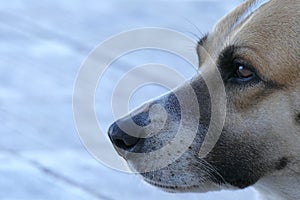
[142,177,199,191]
[142,174,226,193]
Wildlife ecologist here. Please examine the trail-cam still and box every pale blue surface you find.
[1,1,258,199]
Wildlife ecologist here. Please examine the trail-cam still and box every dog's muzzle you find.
[107,77,211,161]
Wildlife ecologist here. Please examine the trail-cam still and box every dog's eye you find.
[218,46,259,84]
[230,62,256,82]
[236,65,254,79]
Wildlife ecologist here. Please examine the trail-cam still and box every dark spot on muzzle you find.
[296,113,300,124]
[275,157,289,170]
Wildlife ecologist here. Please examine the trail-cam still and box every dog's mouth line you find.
[142,177,199,190]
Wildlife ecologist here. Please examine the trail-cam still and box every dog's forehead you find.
[234,0,299,51]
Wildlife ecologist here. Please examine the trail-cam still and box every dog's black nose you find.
[108,120,140,151]
[108,105,151,152]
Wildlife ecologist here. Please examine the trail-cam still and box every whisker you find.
[183,17,205,38]
[195,158,226,184]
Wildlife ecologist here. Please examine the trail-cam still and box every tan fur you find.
[109,1,300,199]
[202,1,300,199]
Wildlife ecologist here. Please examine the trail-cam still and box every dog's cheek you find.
[204,129,273,189]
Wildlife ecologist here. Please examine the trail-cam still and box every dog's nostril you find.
[115,139,138,150]
[115,139,126,149]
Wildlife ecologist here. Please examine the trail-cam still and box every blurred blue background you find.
[1,0,257,199]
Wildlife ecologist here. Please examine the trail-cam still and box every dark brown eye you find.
[236,65,254,79]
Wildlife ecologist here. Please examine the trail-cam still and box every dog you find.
[108,0,300,199]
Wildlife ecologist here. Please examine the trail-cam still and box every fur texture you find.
[108,0,300,199]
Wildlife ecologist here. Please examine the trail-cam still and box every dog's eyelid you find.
[233,58,257,73]
[218,45,261,71]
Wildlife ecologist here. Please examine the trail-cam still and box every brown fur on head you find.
[108,0,300,199]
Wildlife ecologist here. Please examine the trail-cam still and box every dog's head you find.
[108,0,300,194]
